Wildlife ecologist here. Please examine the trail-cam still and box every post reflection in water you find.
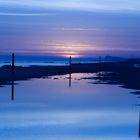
[69,73,72,88]
[138,112,140,138]
[11,77,14,101]
[11,53,14,101]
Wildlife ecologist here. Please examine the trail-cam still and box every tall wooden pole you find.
[69,56,72,88]
[99,56,102,65]
[69,56,71,71]
[99,56,101,64]
[99,56,101,71]
[11,53,14,100]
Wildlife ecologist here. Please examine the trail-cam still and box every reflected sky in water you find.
[0,73,139,140]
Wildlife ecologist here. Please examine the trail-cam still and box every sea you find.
[0,55,122,67]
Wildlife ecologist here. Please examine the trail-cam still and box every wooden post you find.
[69,56,72,71]
[99,56,101,71]
[99,56,101,64]
[69,56,72,88]
[11,53,15,100]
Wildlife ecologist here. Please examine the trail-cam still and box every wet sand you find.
[0,61,140,91]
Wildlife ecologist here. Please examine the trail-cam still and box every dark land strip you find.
[0,61,140,93]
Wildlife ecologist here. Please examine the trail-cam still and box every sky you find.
[0,0,140,58]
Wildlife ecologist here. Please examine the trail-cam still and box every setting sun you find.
[0,0,140,139]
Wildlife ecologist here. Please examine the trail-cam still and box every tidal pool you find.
[0,73,139,140]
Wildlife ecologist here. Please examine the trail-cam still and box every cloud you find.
[0,0,140,12]
[59,28,104,31]
[0,12,51,16]
[0,0,140,13]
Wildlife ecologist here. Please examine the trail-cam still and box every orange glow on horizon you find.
[56,42,89,58]
[62,54,81,58]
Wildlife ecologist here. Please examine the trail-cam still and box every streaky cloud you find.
[59,27,105,31]
[0,12,52,16]
[0,0,140,13]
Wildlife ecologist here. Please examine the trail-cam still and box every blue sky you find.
[0,0,140,57]
[0,0,140,13]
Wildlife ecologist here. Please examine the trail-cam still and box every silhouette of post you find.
[99,56,101,64]
[69,73,71,88]
[99,56,101,63]
[11,53,15,100]
[69,56,72,71]
[69,56,72,88]
[99,56,101,71]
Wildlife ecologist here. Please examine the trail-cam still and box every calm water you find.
[0,60,101,67]
[0,56,115,67]
[0,73,139,140]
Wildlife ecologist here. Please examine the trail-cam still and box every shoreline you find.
[0,61,140,92]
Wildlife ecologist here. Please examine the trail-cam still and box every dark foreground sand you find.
[0,61,140,92]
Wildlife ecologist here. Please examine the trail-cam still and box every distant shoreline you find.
[0,61,140,92]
